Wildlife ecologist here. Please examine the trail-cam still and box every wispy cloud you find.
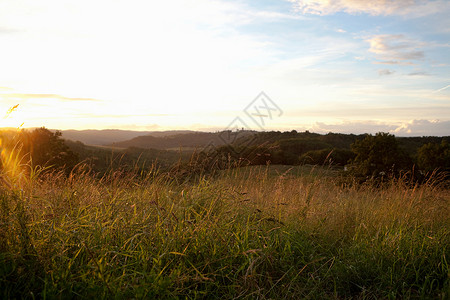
[289,104,450,120]
[0,93,101,102]
[0,26,20,34]
[378,69,395,76]
[72,113,171,119]
[408,71,430,76]
[433,84,450,93]
[366,34,425,65]
[288,0,446,17]
[0,1,449,134]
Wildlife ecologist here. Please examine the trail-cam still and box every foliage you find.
[299,148,355,166]
[349,132,412,179]
[274,138,332,164]
[62,129,450,176]
[397,136,447,156]
[200,137,342,167]
[417,140,450,172]
[19,128,79,172]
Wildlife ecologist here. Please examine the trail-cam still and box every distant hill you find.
[59,129,196,146]
[143,130,196,138]
[64,140,190,172]
[110,131,255,150]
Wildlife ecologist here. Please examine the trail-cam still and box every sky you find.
[0,0,449,136]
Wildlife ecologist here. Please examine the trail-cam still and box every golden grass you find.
[0,151,449,298]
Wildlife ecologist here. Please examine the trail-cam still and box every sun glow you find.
[0,104,23,129]
[0,104,28,189]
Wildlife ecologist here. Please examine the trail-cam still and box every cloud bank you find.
[393,120,450,136]
[312,119,450,136]
[288,0,445,17]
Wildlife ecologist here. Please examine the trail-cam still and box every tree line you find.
[201,131,450,181]
[1,128,449,182]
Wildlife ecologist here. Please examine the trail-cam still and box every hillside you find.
[59,129,196,146]
[65,140,190,173]
[101,130,450,169]
[110,131,255,150]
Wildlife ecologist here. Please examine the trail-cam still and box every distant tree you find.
[417,140,450,172]
[350,132,411,179]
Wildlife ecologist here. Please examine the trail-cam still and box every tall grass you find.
[0,161,448,299]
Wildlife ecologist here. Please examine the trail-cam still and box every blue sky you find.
[0,0,449,135]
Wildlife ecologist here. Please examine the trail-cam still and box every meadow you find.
[0,163,449,299]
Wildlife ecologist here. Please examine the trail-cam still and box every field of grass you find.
[0,164,449,299]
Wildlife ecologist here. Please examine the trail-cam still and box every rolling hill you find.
[109,131,255,150]
[59,129,196,146]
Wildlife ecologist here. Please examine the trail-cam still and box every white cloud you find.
[393,120,450,136]
[311,119,450,136]
[288,0,447,17]
[366,34,425,65]
[312,120,397,134]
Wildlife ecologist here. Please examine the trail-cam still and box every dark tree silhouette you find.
[417,140,450,172]
[19,128,79,172]
[350,132,411,179]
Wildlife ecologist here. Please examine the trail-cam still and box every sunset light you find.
[0,0,448,135]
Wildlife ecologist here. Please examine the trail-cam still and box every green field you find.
[1,165,448,299]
